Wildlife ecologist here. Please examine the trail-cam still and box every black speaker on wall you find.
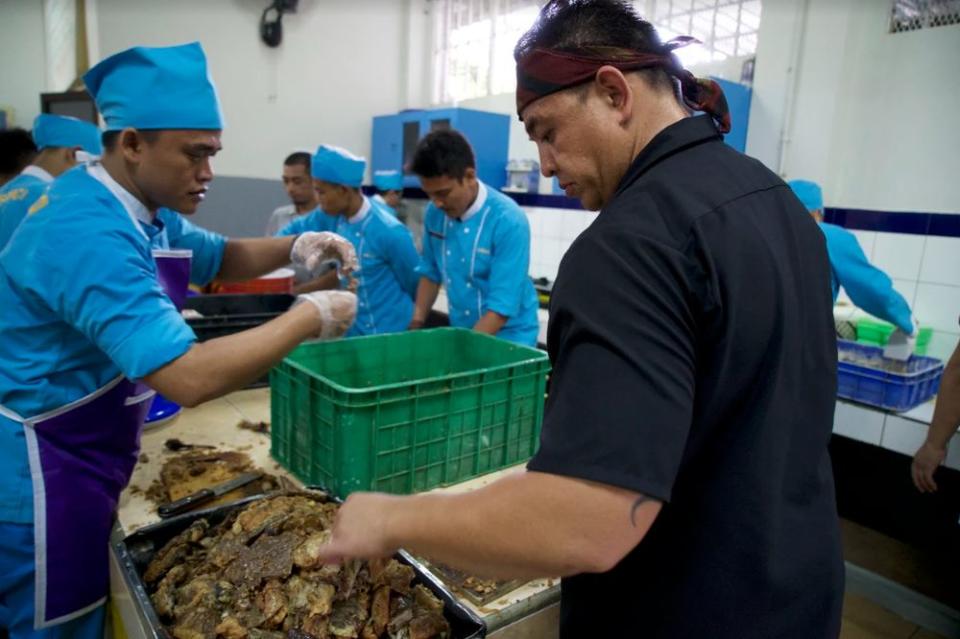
[260,0,299,48]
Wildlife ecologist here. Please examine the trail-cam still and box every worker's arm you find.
[410,212,443,328]
[216,236,295,282]
[826,226,914,333]
[384,225,421,298]
[143,302,320,407]
[292,270,339,295]
[473,311,508,335]
[217,233,358,288]
[475,213,531,336]
[318,470,661,580]
[409,277,440,329]
[913,342,960,492]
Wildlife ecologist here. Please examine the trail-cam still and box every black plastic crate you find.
[184,294,295,388]
[113,493,485,638]
[184,293,295,341]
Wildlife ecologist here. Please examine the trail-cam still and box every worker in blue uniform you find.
[0,114,102,249]
[0,42,358,638]
[789,179,917,359]
[409,130,539,346]
[372,168,404,217]
[311,145,420,336]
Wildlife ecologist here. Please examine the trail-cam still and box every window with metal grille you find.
[640,0,762,66]
[431,0,543,104]
[430,0,762,103]
[889,0,960,33]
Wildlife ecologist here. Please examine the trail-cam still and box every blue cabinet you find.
[711,77,752,154]
[372,107,510,189]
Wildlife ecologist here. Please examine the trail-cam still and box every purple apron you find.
[0,378,154,627]
[145,250,193,426]
[151,249,192,311]
[0,249,192,627]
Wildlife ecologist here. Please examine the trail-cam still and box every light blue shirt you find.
[274,207,339,236]
[0,166,54,250]
[0,164,225,524]
[417,181,539,346]
[335,197,419,336]
[372,193,399,217]
[820,221,913,334]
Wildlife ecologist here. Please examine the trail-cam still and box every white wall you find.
[92,0,407,179]
[747,0,960,213]
[0,1,48,128]
[745,0,960,359]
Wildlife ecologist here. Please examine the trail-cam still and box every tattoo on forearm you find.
[630,495,649,528]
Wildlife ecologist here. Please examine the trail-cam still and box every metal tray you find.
[113,493,486,638]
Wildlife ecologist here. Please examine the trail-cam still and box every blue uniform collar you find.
[86,163,153,240]
[346,196,371,225]
[458,181,487,223]
[20,165,54,183]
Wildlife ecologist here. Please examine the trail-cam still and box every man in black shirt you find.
[319,2,844,636]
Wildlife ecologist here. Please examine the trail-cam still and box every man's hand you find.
[912,441,947,493]
[408,317,425,330]
[294,290,357,338]
[291,232,358,289]
[317,492,402,564]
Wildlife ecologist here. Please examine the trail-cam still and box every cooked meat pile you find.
[145,494,451,639]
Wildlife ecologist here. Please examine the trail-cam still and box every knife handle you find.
[158,488,215,518]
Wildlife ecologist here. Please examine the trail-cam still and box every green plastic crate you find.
[270,328,550,497]
[855,318,932,355]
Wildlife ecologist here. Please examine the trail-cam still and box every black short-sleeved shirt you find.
[528,115,844,638]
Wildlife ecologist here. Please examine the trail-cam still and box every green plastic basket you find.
[855,318,932,356]
[270,328,550,497]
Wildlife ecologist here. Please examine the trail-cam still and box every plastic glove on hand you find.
[291,232,359,289]
[883,316,919,361]
[295,290,357,339]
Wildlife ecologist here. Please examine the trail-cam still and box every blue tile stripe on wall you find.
[823,208,960,238]
[387,184,960,238]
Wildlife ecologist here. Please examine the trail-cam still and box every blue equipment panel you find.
[711,77,752,153]
[372,107,510,189]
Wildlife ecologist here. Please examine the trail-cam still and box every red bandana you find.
[516,37,731,134]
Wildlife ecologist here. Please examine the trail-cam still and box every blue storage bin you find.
[836,340,943,411]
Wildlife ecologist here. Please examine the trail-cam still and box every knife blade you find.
[157,471,264,518]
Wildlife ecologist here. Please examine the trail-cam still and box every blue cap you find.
[788,179,823,212]
[32,114,102,156]
[83,42,224,132]
[373,169,404,192]
[311,145,365,187]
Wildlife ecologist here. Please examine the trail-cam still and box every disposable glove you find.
[294,290,357,339]
[884,316,920,361]
[291,232,358,290]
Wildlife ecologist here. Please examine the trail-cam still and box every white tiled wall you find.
[833,401,885,445]
[871,232,926,281]
[524,206,598,281]
[834,400,960,471]
[920,236,960,287]
[880,415,931,456]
